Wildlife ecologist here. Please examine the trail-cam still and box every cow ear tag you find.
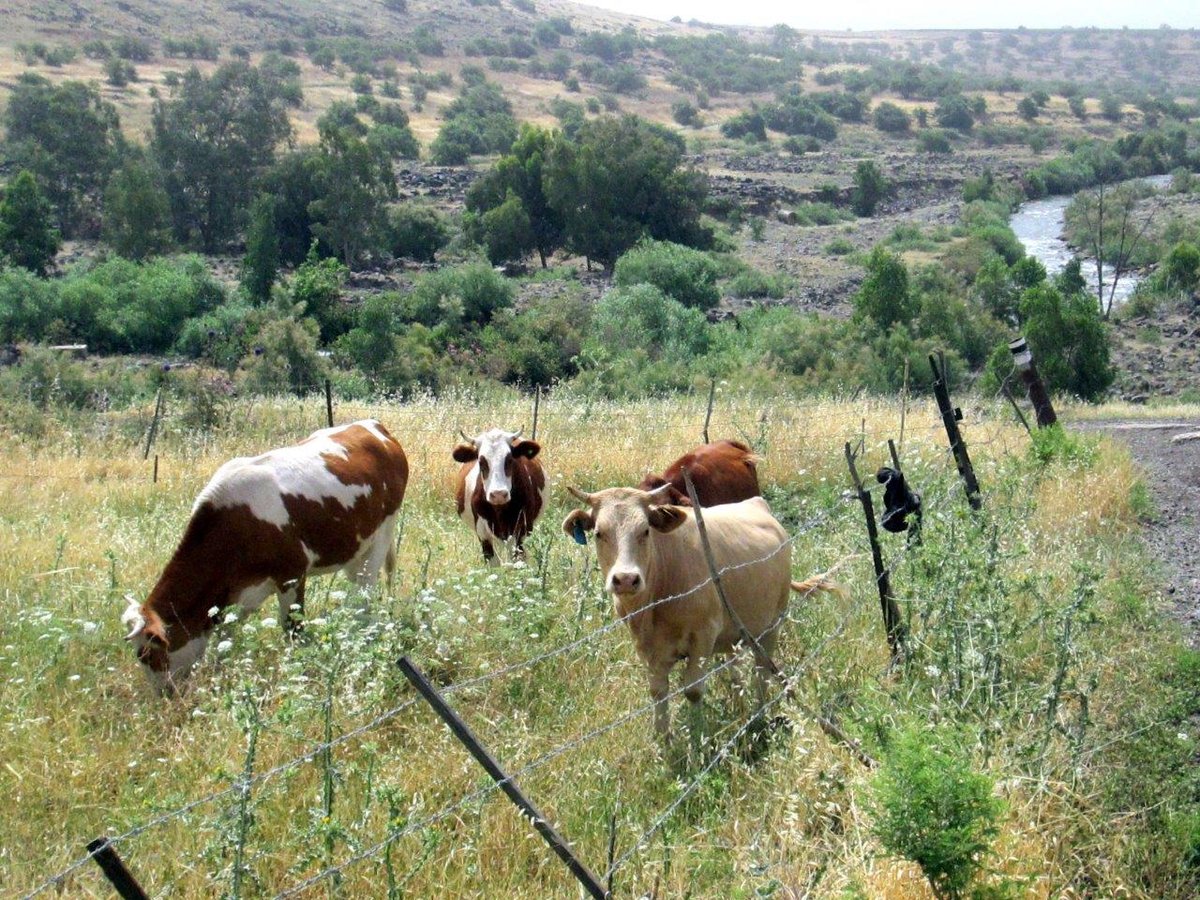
[572,520,588,545]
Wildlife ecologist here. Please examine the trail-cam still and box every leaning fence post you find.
[844,443,906,661]
[86,838,151,900]
[398,657,609,899]
[142,389,163,461]
[1008,337,1057,428]
[702,379,716,444]
[929,352,982,511]
[324,378,334,429]
[1000,381,1033,436]
[681,469,876,768]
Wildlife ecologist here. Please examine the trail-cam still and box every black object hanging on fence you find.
[876,466,922,534]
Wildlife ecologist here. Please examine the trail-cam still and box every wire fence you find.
[12,372,1082,899]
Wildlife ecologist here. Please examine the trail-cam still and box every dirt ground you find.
[1085,421,1200,644]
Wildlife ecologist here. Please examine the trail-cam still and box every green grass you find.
[1,390,1198,898]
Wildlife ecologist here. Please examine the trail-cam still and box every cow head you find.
[562,485,687,598]
[453,428,540,507]
[121,596,208,695]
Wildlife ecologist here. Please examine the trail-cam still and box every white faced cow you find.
[453,428,546,564]
[562,486,841,737]
[122,420,408,693]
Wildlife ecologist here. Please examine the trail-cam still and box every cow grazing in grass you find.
[453,428,546,563]
[636,440,761,507]
[562,486,840,737]
[122,420,408,693]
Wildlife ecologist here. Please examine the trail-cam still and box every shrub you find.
[918,129,953,153]
[401,260,514,330]
[240,317,327,395]
[290,246,350,342]
[388,203,451,262]
[1161,242,1200,293]
[873,101,912,133]
[613,239,720,311]
[854,246,913,329]
[871,725,1003,900]
[726,269,791,299]
[587,283,710,360]
[851,161,888,217]
[719,108,766,141]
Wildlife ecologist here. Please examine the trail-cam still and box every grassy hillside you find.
[2,390,1199,897]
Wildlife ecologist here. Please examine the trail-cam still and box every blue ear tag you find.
[572,520,588,546]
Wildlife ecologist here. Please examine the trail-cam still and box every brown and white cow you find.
[122,420,408,693]
[562,486,840,736]
[453,428,546,563]
[636,439,761,507]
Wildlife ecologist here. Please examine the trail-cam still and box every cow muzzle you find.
[486,489,511,506]
[609,571,643,595]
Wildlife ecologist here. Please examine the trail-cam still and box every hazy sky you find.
[580,1,1200,31]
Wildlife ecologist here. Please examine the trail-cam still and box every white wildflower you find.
[207,606,220,618]
[261,618,277,628]
[82,622,98,635]
[216,640,233,654]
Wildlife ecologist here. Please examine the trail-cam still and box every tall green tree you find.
[854,246,913,329]
[465,124,564,267]
[851,160,888,217]
[3,74,122,236]
[544,115,710,269]
[307,110,397,267]
[102,158,173,260]
[240,194,280,302]
[1019,282,1113,400]
[0,170,61,275]
[151,62,294,252]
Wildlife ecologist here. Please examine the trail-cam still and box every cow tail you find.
[790,576,847,599]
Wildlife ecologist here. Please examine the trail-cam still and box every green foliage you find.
[851,161,888,217]
[1160,242,1200,293]
[873,101,912,133]
[726,268,791,299]
[476,291,590,385]
[465,125,565,267]
[400,261,514,331]
[0,171,61,275]
[430,81,517,165]
[613,239,720,310]
[151,62,295,252]
[935,94,975,132]
[102,159,172,261]
[240,195,280,303]
[241,316,327,395]
[3,75,122,237]
[387,203,451,263]
[671,100,702,128]
[1028,423,1097,466]
[104,57,137,87]
[720,108,767,141]
[918,130,954,154]
[762,91,838,141]
[1017,96,1039,120]
[871,725,1003,900]
[854,246,913,329]
[1019,283,1114,400]
[290,244,350,342]
[544,115,711,269]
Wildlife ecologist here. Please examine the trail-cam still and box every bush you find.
[726,269,791,299]
[871,725,1003,900]
[290,247,350,343]
[241,316,327,395]
[388,203,451,262]
[587,283,710,361]
[613,239,720,310]
[719,108,766,141]
[1161,242,1200,293]
[918,129,953,153]
[873,101,912,133]
[854,246,913,329]
[851,161,888,217]
[401,260,514,330]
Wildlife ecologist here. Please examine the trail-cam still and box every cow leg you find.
[278,577,306,637]
[682,653,709,749]
[648,663,672,739]
[480,539,498,565]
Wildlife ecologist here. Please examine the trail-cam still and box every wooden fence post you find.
[929,353,982,511]
[398,657,609,899]
[86,838,150,900]
[324,378,334,429]
[1000,381,1033,436]
[1008,337,1057,428]
[702,379,716,444]
[844,443,906,661]
[681,469,876,768]
[531,386,541,441]
[142,389,163,461]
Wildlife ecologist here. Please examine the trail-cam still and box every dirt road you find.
[1085,421,1200,643]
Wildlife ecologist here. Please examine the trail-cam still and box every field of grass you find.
[2,388,1199,898]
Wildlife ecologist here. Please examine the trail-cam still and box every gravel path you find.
[1084,421,1200,643]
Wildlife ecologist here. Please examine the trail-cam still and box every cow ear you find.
[452,443,478,463]
[647,505,688,533]
[561,508,595,539]
[142,609,169,647]
[511,439,541,459]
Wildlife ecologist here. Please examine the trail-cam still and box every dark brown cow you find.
[453,428,546,563]
[122,420,408,693]
[637,440,761,507]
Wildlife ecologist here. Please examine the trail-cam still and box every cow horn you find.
[458,428,475,445]
[567,485,594,504]
[645,483,674,501]
[507,427,523,441]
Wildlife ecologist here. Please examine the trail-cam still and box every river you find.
[1008,174,1173,308]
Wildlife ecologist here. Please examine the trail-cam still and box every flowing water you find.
[1008,174,1173,308]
